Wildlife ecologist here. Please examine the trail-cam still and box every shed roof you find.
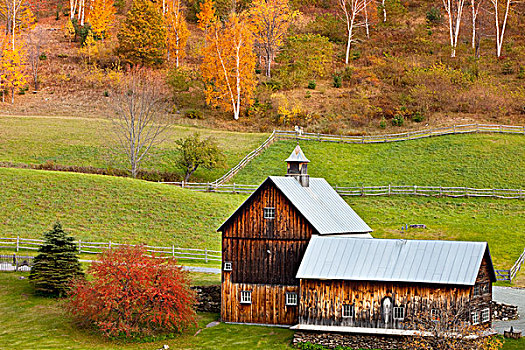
[217,176,372,235]
[285,145,310,163]
[296,236,496,285]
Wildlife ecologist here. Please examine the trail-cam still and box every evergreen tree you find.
[117,0,166,66]
[29,222,84,297]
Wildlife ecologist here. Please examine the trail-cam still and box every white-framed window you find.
[223,262,232,271]
[473,284,480,296]
[240,291,252,304]
[471,311,479,325]
[342,304,355,318]
[263,207,275,220]
[393,307,405,320]
[286,292,298,306]
[431,309,440,321]
[481,308,490,323]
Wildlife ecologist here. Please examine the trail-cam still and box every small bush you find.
[184,109,203,119]
[39,53,47,60]
[308,13,346,43]
[305,91,312,98]
[392,114,404,126]
[333,75,342,88]
[167,67,191,93]
[103,90,109,97]
[379,117,387,128]
[307,80,317,89]
[426,7,442,24]
[261,79,282,91]
[518,66,525,79]
[501,62,514,75]
[411,111,425,122]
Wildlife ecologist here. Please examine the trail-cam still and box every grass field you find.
[232,135,525,188]
[1,167,523,269]
[0,115,268,182]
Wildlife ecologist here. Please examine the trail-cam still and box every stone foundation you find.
[491,301,519,320]
[191,285,220,313]
[293,331,408,349]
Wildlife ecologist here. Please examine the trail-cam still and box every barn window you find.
[481,308,490,323]
[263,207,275,219]
[342,304,355,318]
[393,307,405,320]
[471,311,479,325]
[223,262,232,271]
[240,291,252,304]
[431,309,440,321]
[473,284,480,296]
[286,292,298,306]
[481,283,490,295]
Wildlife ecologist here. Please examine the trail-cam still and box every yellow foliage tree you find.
[79,30,99,64]
[164,0,189,67]
[88,0,116,39]
[0,43,27,104]
[201,14,256,120]
[250,0,297,77]
[64,19,76,42]
[197,0,216,34]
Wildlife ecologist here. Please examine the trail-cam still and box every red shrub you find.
[68,245,196,338]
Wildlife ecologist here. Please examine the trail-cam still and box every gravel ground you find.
[493,286,524,334]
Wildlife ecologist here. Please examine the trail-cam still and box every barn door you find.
[382,297,392,328]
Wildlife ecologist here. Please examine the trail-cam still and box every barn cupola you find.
[285,145,310,187]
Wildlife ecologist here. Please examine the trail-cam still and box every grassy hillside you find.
[0,115,268,182]
[232,135,525,188]
[0,167,244,250]
[1,167,523,268]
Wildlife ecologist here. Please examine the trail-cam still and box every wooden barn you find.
[218,145,497,347]
[218,145,372,325]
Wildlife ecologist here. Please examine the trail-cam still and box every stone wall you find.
[191,285,220,313]
[491,301,519,320]
[293,331,408,350]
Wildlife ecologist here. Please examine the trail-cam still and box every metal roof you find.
[285,145,310,163]
[296,236,496,285]
[217,176,373,235]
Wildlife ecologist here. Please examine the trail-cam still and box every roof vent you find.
[285,145,309,187]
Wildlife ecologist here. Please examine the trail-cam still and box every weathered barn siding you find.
[470,255,493,323]
[222,181,314,285]
[299,279,474,329]
[221,272,299,324]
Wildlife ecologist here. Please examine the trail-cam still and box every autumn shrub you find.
[308,13,345,43]
[68,245,196,338]
[184,109,203,119]
[275,34,333,89]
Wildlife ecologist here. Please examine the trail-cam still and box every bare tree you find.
[110,69,170,178]
[442,0,468,57]
[471,0,484,50]
[339,0,371,64]
[489,0,513,57]
[27,26,46,91]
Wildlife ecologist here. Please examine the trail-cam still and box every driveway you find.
[493,286,524,334]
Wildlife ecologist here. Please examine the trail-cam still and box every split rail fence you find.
[209,124,524,186]
[161,182,525,200]
[0,237,220,263]
[495,248,525,282]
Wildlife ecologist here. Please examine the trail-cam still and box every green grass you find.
[0,115,268,182]
[0,167,245,250]
[0,272,294,350]
[232,135,525,188]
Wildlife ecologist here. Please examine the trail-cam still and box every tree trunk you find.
[382,0,387,22]
[11,87,14,104]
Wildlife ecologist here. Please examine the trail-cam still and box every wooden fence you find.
[0,254,34,271]
[496,248,525,282]
[161,182,525,200]
[0,237,221,263]
[208,124,524,186]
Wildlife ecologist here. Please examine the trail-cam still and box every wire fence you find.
[160,182,525,200]
[208,124,524,186]
[0,237,221,263]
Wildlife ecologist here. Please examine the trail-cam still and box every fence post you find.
[172,245,175,258]
[453,125,456,134]
[361,185,364,196]
[109,241,112,250]
[78,239,82,253]
[205,248,208,263]
[362,135,365,144]
[414,185,417,195]
[233,183,236,194]
[388,184,391,196]
[16,236,19,252]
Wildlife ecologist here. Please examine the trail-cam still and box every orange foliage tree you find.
[201,14,256,120]
[68,245,196,338]
[88,0,116,39]
[249,0,297,77]
[197,0,216,36]
[164,0,189,67]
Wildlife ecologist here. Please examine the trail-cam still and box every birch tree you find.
[0,0,33,49]
[442,0,467,57]
[70,0,87,26]
[110,69,170,178]
[250,0,297,77]
[489,0,512,57]
[470,0,484,49]
[201,14,256,120]
[339,0,371,65]
[164,0,189,67]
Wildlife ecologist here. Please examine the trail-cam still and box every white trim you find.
[471,311,479,325]
[342,304,354,318]
[240,290,252,304]
[481,308,490,323]
[285,292,298,306]
[263,207,275,219]
[393,306,405,320]
[223,262,232,271]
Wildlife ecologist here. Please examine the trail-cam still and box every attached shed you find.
[294,236,496,334]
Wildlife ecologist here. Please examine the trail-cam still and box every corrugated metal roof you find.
[269,177,372,234]
[296,236,495,285]
[217,176,372,235]
[285,145,310,163]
